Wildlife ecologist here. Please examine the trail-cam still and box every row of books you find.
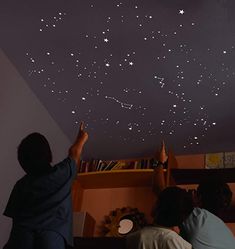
[78,158,163,173]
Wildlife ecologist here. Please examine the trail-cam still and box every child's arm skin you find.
[69,122,88,165]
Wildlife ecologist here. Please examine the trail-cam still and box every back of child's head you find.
[17,133,52,176]
[152,186,193,227]
[197,176,232,215]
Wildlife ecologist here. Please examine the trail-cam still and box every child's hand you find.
[69,122,88,164]
[77,122,88,145]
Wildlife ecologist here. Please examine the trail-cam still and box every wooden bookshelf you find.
[72,150,177,212]
[72,168,165,212]
[76,169,166,189]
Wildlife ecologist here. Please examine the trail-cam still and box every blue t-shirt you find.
[181,207,235,249]
[4,157,77,246]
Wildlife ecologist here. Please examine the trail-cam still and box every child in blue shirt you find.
[3,122,88,249]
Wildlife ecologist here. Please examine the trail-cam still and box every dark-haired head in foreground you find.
[153,186,193,227]
[17,132,52,175]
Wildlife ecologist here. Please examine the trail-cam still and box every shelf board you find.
[171,168,235,185]
[77,169,158,189]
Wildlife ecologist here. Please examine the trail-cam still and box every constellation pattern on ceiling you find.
[2,0,235,157]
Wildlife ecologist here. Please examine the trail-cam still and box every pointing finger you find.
[79,121,84,131]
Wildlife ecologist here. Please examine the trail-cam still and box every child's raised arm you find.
[69,122,88,165]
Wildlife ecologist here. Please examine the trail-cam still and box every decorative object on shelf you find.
[101,207,147,237]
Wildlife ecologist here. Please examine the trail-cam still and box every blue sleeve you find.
[53,157,77,180]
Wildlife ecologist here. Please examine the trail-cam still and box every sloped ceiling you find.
[1,0,235,159]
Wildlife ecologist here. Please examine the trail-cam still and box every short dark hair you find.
[197,176,232,215]
[153,186,193,227]
[17,133,52,175]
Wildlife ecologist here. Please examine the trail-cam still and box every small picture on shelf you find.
[224,152,235,168]
[205,153,224,169]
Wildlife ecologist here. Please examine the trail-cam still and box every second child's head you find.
[197,176,232,215]
[153,186,193,227]
[17,133,52,176]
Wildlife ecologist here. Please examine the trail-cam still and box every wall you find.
[0,49,71,247]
